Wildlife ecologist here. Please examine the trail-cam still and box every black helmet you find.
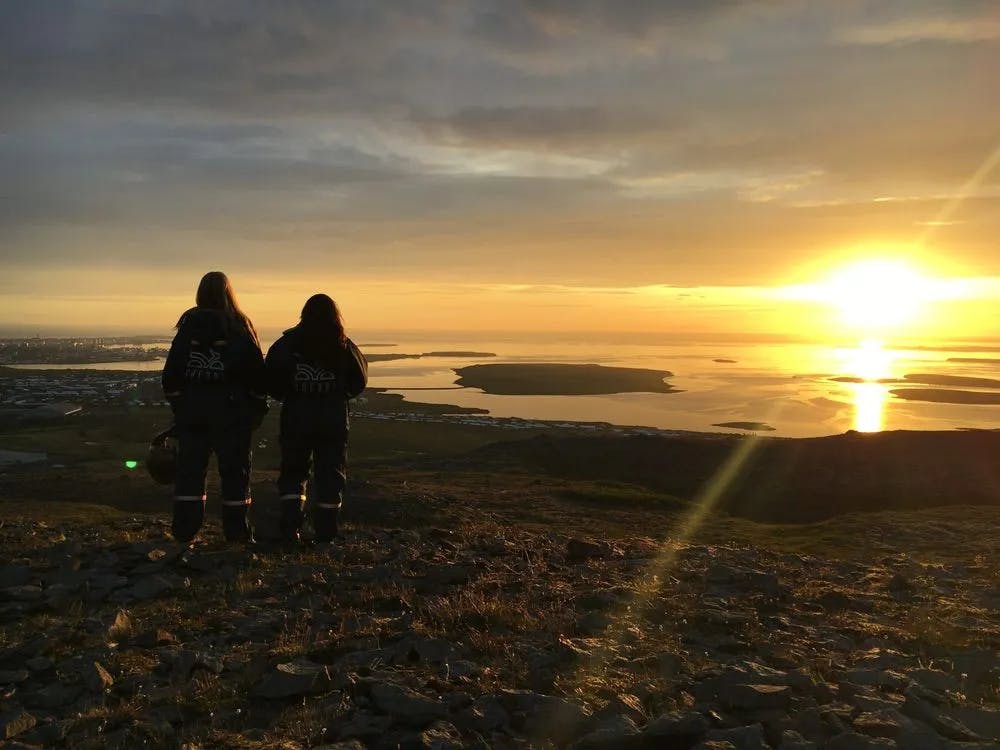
[147,427,178,485]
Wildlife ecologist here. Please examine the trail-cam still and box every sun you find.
[818,259,931,330]
[777,253,983,340]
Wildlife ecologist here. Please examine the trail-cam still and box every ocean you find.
[9,332,999,438]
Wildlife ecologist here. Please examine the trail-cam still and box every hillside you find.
[1,495,998,748]
[1,411,999,748]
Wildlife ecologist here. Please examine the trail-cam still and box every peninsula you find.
[453,363,677,395]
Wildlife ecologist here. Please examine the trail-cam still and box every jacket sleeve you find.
[244,336,267,398]
[342,338,369,399]
[161,316,191,398]
[264,336,294,401]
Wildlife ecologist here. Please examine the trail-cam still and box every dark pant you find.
[173,423,254,543]
[277,434,347,542]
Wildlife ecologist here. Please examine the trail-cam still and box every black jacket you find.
[265,327,368,437]
[265,327,367,401]
[162,307,266,427]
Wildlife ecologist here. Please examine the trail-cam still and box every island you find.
[366,351,497,363]
[453,363,677,395]
[891,388,1000,405]
[711,421,776,431]
[903,373,1000,389]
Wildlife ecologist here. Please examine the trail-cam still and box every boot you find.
[172,495,205,544]
[313,500,341,544]
[279,494,306,544]
[222,500,255,544]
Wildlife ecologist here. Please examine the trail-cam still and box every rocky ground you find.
[1,500,998,749]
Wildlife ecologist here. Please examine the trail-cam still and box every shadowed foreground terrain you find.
[1,410,999,749]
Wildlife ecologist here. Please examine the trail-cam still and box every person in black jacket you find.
[265,294,368,544]
[162,271,267,545]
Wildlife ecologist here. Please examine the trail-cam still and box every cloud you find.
[1,0,998,319]
[838,18,1000,46]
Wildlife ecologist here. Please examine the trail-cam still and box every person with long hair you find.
[265,293,368,544]
[162,271,267,544]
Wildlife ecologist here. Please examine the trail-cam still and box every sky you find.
[1,1,998,339]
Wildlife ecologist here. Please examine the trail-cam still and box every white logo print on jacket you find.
[185,341,226,382]
[294,363,337,394]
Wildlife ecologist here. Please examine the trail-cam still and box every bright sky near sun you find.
[1,2,998,339]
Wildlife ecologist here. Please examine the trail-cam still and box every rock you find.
[417,720,465,749]
[26,683,82,709]
[0,670,30,684]
[84,661,114,692]
[725,661,810,689]
[392,636,457,665]
[127,575,175,601]
[336,712,393,743]
[749,571,782,596]
[888,573,913,598]
[86,572,129,592]
[853,710,911,739]
[643,710,710,744]
[445,660,481,680]
[163,649,223,682]
[902,693,982,742]
[571,714,641,750]
[368,680,447,726]
[577,610,613,635]
[719,683,792,710]
[696,742,739,750]
[567,538,619,562]
[18,718,68,746]
[843,669,907,689]
[0,566,33,589]
[705,724,768,750]
[107,609,133,638]
[944,706,1000,742]
[896,726,948,750]
[817,591,873,612]
[852,694,903,714]
[652,651,686,678]
[423,564,473,586]
[576,589,624,611]
[169,650,198,682]
[445,692,473,712]
[253,661,332,699]
[592,693,646,727]
[0,711,36,740]
[777,730,816,750]
[499,689,590,743]
[825,732,898,749]
[24,658,52,673]
[455,695,509,734]
[314,742,365,750]
[131,629,179,648]
[2,586,43,602]
[908,669,960,694]
[945,650,1000,686]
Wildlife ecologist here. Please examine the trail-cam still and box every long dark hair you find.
[298,293,347,368]
[177,271,260,346]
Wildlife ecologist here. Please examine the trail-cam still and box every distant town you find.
[0,336,169,365]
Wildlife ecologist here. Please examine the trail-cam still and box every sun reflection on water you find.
[836,338,895,432]
[852,382,889,432]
